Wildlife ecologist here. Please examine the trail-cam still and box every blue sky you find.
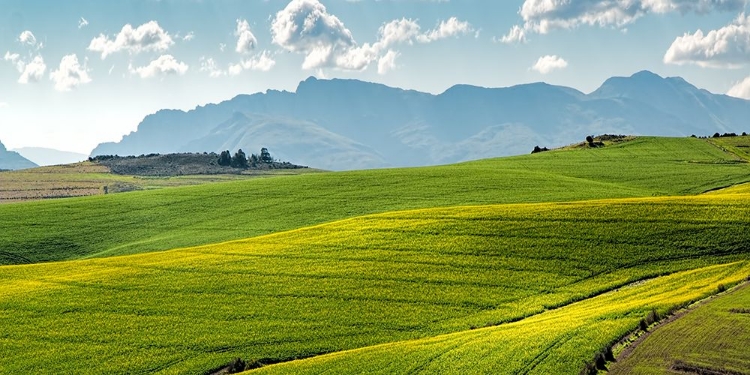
[2,0,750,154]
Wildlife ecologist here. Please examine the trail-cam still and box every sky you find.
[2,0,750,154]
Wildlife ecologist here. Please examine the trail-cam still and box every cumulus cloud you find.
[728,76,750,99]
[378,50,400,75]
[18,31,37,46]
[271,0,357,69]
[501,0,744,43]
[50,54,91,91]
[88,21,174,59]
[378,18,422,46]
[199,56,224,77]
[19,56,47,84]
[228,51,276,75]
[235,19,258,54]
[5,50,46,84]
[417,17,473,42]
[129,54,188,78]
[531,55,568,74]
[271,0,471,72]
[78,17,89,29]
[664,13,750,68]
[3,51,22,71]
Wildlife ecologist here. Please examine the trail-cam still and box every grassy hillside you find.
[2,136,749,265]
[251,263,749,375]
[609,283,750,374]
[1,192,749,374]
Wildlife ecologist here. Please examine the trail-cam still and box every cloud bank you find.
[501,0,744,43]
[271,0,471,72]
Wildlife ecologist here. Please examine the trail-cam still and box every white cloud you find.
[5,51,46,84]
[18,31,37,46]
[129,54,188,78]
[3,51,23,72]
[183,31,195,41]
[235,19,258,54]
[219,43,227,52]
[200,56,224,77]
[664,13,750,68]
[228,51,276,75]
[271,0,356,69]
[377,50,400,75]
[271,0,471,72]
[78,17,89,29]
[50,54,91,91]
[19,56,46,84]
[502,0,744,43]
[88,21,174,59]
[531,55,568,74]
[417,17,473,42]
[378,18,422,47]
[728,76,750,99]
[499,25,527,44]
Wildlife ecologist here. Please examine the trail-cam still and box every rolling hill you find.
[91,71,750,170]
[1,192,749,374]
[0,140,37,170]
[4,137,750,265]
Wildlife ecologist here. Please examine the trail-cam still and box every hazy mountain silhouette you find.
[0,141,37,170]
[91,71,750,170]
[12,147,87,167]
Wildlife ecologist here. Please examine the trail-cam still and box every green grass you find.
[2,136,749,265]
[251,263,750,375]
[1,193,750,374]
[708,134,750,162]
[609,282,750,375]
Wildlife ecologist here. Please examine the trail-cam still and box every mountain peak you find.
[0,140,6,152]
[630,70,662,80]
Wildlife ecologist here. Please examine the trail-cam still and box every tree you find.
[231,149,248,168]
[585,135,594,145]
[260,147,273,163]
[218,150,231,166]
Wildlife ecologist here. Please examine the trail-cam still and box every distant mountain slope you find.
[91,71,750,170]
[0,141,37,170]
[12,147,87,166]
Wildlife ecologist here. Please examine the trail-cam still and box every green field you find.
[1,136,750,374]
[609,283,750,374]
[1,192,749,374]
[2,136,750,265]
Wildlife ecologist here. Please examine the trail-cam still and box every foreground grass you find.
[251,263,750,375]
[2,136,749,265]
[1,192,749,374]
[609,282,750,375]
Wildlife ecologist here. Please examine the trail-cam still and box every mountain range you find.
[91,71,750,170]
[0,141,37,170]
